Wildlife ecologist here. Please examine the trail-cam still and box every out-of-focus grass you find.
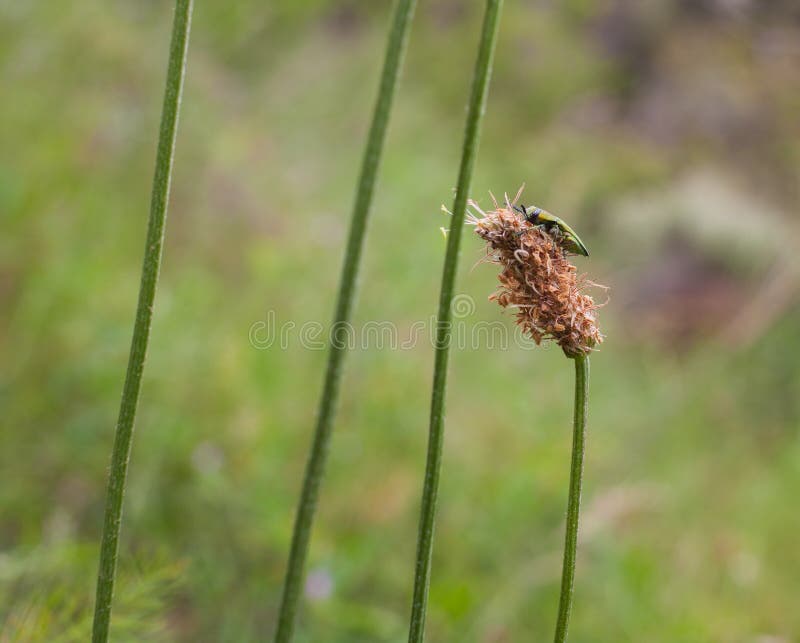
[2,2,799,641]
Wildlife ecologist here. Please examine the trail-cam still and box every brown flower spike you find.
[468,192,604,357]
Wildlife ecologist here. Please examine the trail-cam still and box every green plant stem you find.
[407,2,503,641]
[553,353,590,643]
[273,1,417,640]
[91,2,192,641]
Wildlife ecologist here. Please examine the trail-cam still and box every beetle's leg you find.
[513,205,529,238]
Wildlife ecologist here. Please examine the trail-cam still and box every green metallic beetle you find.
[513,204,589,257]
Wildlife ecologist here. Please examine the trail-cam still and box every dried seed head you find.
[469,196,605,357]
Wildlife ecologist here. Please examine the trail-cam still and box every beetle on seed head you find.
[513,204,589,257]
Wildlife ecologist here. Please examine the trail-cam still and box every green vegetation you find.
[91,2,193,640]
[409,2,502,641]
[553,354,588,643]
[275,1,417,640]
[2,2,799,641]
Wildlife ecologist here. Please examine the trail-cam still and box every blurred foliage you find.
[2,1,799,641]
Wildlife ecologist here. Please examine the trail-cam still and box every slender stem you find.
[91,2,193,641]
[553,353,589,643]
[407,2,503,641]
[273,1,417,640]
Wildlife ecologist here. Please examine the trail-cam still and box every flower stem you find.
[553,353,589,643]
[273,1,417,640]
[91,2,193,641]
[407,2,503,641]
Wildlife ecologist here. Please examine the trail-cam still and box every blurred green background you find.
[2,1,799,641]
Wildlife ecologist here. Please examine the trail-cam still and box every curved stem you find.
[91,2,193,641]
[553,353,589,643]
[407,2,503,641]
[273,1,417,640]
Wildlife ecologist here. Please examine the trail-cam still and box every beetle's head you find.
[514,204,541,224]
